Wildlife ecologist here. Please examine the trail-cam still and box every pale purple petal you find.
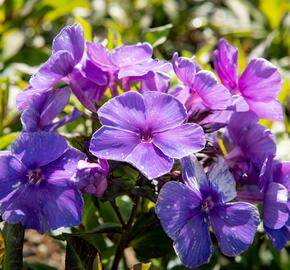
[207,157,237,203]
[110,43,152,67]
[155,181,202,239]
[190,71,232,110]
[97,91,146,132]
[245,98,283,121]
[126,142,173,179]
[263,182,288,229]
[11,132,68,168]
[210,202,260,256]
[213,38,238,91]
[238,58,281,101]
[232,95,249,112]
[172,52,201,87]
[52,24,84,64]
[90,126,140,161]
[174,214,213,269]
[143,91,187,132]
[153,123,205,159]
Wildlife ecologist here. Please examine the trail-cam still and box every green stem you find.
[111,196,140,270]
[110,201,126,228]
[3,223,25,270]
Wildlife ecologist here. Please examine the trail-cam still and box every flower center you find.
[28,169,43,185]
[201,196,215,212]
[140,129,153,142]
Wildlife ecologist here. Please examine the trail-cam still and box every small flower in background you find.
[89,91,205,179]
[0,132,85,233]
[75,159,109,197]
[155,155,260,269]
[213,38,283,121]
[21,86,81,132]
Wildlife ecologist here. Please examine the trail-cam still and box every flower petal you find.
[153,124,205,159]
[190,71,232,110]
[126,142,173,179]
[90,126,140,161]
[143,91,187,132]
[263,182,288,229]
[98,91,146,132]
[213,38,238,91]
[155,181,202,239]
[207,157,237,202]
[174,214,213,269]
[11,132,68,167]
[238,58,281,101]
[210,202,260,256]
[52,24,84,64]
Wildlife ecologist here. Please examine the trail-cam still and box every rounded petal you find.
[190,71,232,110]
[126,142,173,179]
[11,132,68,168]
[153,123,205,159]
[238,58,281,101]
[110,43,152,67]
[210,202,260,256]
[143,91,187,132]
[213,38,238,90]
[174,214,213,269]
[52,24,84,64]
[263,182,288,229]
[90,126,140,161]
[245,98,283,121]
[97,91,146,132]
[155,181,202,239]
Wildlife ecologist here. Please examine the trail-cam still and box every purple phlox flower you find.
[213,38,283,121]
[75,159,109,197]
[172,52,232,111]
[16,24,84,110]
[87,42,172,95]
[155,155,260,268]
[21,86,81,132]
[68,60,109,112]
[258,156,290,250]
[89,91,205,179]
[0,132,85,233]
[224,111,276,184]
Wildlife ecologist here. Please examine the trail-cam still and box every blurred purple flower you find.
[75,159,109,197]
[89,91,205,179]
[155,156,260,268]
[21,87,81,131]
[0,132,85,233]
[213,38,283,121]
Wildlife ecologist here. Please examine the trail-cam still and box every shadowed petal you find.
[174,214,213,269]
[126,142,173,179]
[52,24,84,64]
[263,182,288,229]
[210,202,260,256]
[90,126,140,161]
[155,181,202,239]
[153,123,205,159]
[11,132,68,167]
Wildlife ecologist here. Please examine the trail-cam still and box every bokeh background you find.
[0,0,290,269]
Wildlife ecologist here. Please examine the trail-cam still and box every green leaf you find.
[2,223,25,270]
[0,77,9,131]
[143,24,172,47]
[64,234,101,270]
[0,132,20,150]
[2,29,25,61]
[24,262,57,270]
[75,17,92,42]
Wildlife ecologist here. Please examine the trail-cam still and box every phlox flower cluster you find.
[0,24,288,268]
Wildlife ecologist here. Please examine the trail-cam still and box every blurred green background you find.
[0,0,290,269]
